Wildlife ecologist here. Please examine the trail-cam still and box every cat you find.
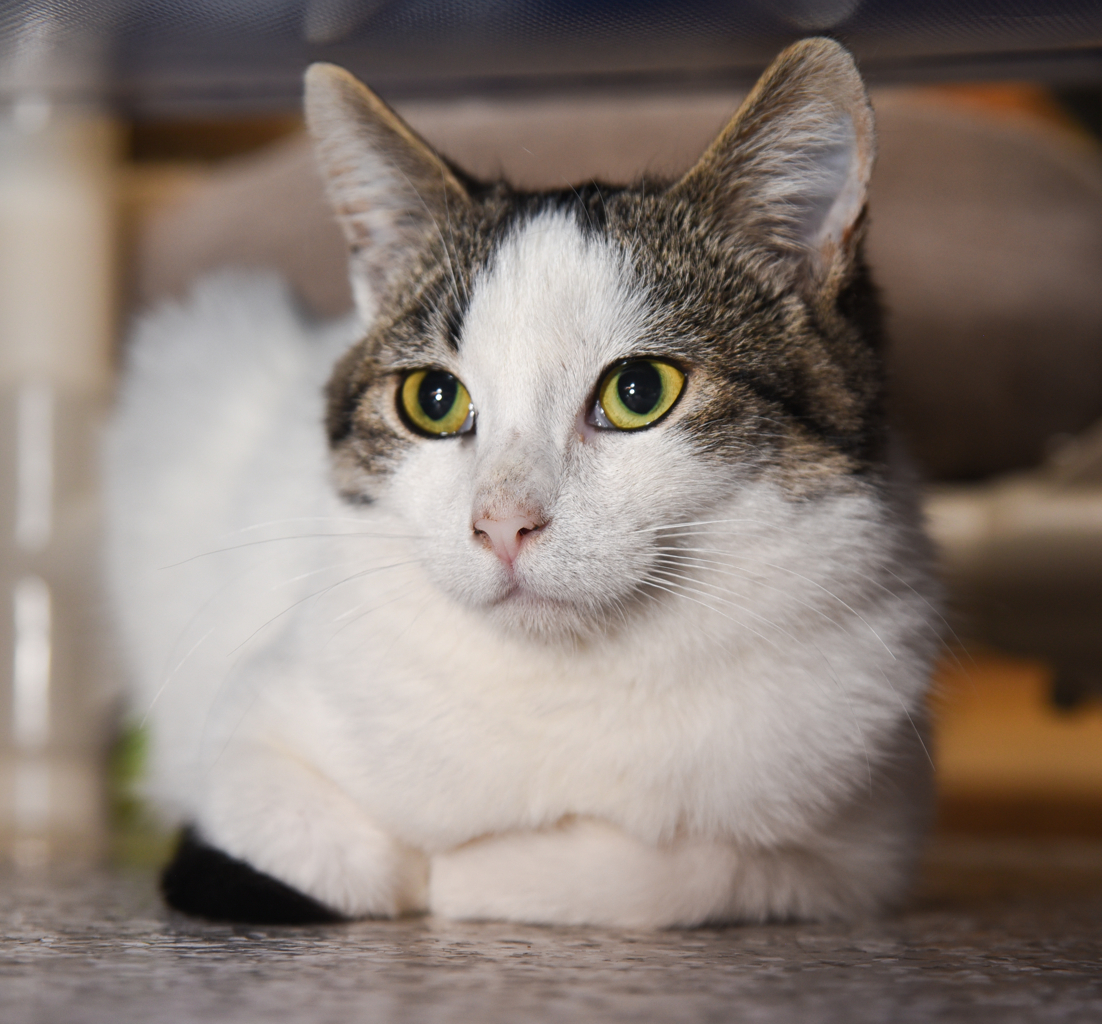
[107,37,940,928]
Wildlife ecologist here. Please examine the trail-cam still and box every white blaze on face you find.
[464,214,644,572]
[458,216,632,581]
[385,211,712,635]
[458,211,647,461]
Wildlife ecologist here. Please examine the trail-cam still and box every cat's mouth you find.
[483,578,603,640]
[496,582,567,610]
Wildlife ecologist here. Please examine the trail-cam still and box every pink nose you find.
[473,514,545,567]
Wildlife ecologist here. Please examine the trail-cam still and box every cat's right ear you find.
[305,64,470,323]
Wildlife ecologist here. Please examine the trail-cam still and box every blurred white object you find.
[12,574,50,752]
[15,381,53,552]
[0,99,118,865]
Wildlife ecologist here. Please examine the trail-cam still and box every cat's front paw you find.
[430,818,740,928]
[161,827,347,924]
[194,744,429,921]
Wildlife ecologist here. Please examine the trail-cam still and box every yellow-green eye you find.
[594,359,685,431]
[399,369,474,437]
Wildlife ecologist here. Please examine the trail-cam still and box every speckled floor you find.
[2,838,1101,1024]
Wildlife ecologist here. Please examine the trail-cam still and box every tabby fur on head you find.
[308,38,890,644]
[111,37,939,929]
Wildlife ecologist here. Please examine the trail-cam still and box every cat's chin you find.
[479,585,615,645]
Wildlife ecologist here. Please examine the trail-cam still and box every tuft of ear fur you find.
[671,37,874,290]
[305,64,470,323]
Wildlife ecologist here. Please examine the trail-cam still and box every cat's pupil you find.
[617,362,662,414]
[418,371,459,421]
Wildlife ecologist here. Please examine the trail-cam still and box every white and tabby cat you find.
[107,38,939,927]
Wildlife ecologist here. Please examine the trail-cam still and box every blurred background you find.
[1,0,1101,867]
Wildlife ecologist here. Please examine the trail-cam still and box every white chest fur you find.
[109,270,935,927]
[112,38,939,928]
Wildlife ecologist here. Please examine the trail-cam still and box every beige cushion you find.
[869,92,1102,480]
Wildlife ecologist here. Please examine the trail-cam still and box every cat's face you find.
[335,209,732,640]
[307,40,884,642]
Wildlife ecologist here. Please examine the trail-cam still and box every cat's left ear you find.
[670,37,874,291]
[305,64,471,323]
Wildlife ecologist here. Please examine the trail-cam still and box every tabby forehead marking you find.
[329,186,883,505]
[458,211,650,433]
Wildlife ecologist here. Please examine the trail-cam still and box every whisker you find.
[879,565,971,668]
[373,592,437,663]
[267,558,384,592]
[227,559,420,655]
[330,575,414,622]
[649,566,796,639]
[639,566,874,792]
[566,179,595,230]
[756,561,896,660]
[139,625,217,727]
[653,548,766,578]
[635,518,777,534]
[647,543,898,661]
[636,573,783,653]
[197,561,417,774]
[627,581,730,648]
[232,516,409,534]
[324,578,422,647]
[440,192,463,306]
[396,165,465,313]
[158,531,422,570]
[146,550,300,718]
[654,552,870,639]
[880,667,936,772]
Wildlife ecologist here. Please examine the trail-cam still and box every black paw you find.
[161,827,346,925]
